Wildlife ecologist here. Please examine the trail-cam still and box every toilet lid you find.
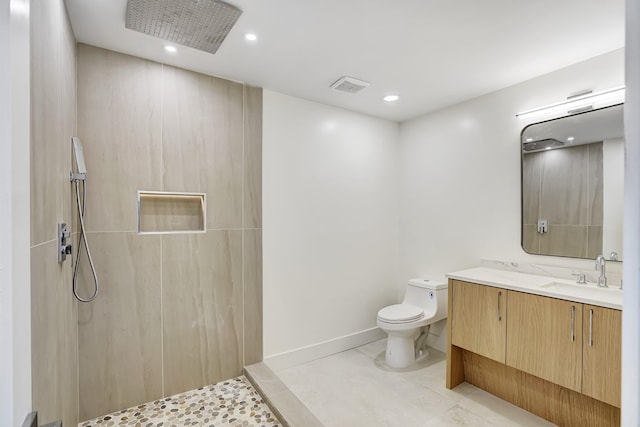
[377,304,424,323]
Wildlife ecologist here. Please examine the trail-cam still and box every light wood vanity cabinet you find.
[506,290,583,392]
[582,305,622,407]
[450,280,506,363]
[447,279,621,425]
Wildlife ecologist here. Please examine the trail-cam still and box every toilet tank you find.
[402,278,448,321]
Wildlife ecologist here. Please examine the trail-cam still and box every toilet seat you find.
[377,304,424,324]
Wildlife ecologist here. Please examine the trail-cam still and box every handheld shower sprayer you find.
[71,137,99,302]
[71,137,87,182]
[72,137,87,174]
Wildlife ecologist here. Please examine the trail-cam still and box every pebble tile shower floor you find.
[79,376,281,427]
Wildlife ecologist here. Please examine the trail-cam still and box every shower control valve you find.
[58,223,72,263]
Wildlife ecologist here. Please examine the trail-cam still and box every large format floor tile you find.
[272,339,555,427]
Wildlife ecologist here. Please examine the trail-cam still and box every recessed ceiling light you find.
[567,136,575,141]
[384,95,399,102]
[164,45,177,53]
[245,33,257,41]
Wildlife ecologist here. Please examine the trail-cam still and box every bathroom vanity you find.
[446,267,621,426]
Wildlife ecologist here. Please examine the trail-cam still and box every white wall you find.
[263,91,400,358]
[623,0,640,423]
[399,49,624,281]
[0,1,12,423]
[263,50,626,361]
[0,0,31,426]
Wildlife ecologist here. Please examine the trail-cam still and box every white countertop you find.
[446,267,622,310]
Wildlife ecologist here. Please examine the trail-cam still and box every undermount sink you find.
[541,281,621,300]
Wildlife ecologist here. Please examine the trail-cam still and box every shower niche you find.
[137,191,206,234]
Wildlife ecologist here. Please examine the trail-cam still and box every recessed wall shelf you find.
[137,191,206,234]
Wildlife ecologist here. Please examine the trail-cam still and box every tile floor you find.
[78,376,280,427]
[269,339,556,426]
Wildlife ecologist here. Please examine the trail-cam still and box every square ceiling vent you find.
[125,0,242,54]
[330,76,370,94]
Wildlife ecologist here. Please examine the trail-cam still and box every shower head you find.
[125,0,243,54]
[72,137,87,175]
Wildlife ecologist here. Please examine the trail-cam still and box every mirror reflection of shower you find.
[70,137,99,302]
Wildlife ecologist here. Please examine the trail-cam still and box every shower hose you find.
[72,179,99,302]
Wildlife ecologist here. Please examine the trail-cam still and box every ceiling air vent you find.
[330,76,370,94]
[125,0,242,54]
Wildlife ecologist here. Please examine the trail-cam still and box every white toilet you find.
[377,278,448,369]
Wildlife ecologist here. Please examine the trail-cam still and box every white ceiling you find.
[64,0,625,122]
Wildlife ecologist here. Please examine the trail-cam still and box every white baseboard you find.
[263,327,387,371]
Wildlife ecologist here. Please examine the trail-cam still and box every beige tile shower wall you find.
[243,229,263,365]
[587,226,604,259]
[523,144,604,257]
[243,86,263,365]
[77,233,163,421]
[539,145,590,226]
[76,44,263,421]
[31,241,78,425]
[30,1,78,426]
[587,143,604,257]
[522,152,542,254]
[161,231,243,396]
[588,143,604,226]
[522,151,541,227]
[162,66,243,229]
[244,86,263,229]
[77,45,163,232]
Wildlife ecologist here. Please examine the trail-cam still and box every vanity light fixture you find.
[516,86,625,120]
[164,45,177,53]
[384,95,400,102]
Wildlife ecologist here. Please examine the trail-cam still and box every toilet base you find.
[384,334,418,369]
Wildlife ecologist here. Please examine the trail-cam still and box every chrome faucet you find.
[595,255,608,288]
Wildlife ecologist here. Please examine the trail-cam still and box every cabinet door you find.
[506,291,582,392]
[583,305,621,407]
[451,280,506,363]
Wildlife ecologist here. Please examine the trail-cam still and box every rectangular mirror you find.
[521,104,623,261]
